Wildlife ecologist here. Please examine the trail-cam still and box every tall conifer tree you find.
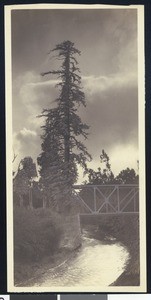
[38,41,91,210]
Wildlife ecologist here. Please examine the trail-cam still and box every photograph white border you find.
[5,3,146,292]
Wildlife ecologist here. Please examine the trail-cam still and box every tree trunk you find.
[42,197,47,209]
[29,187,33,210]
[64,50,70,165]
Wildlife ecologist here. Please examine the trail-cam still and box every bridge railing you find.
[72,184,139,215]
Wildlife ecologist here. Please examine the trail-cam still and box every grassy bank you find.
[15,247,75,286]
[80,214,140,286]
[14,207,81,285]
[14,207,63,284]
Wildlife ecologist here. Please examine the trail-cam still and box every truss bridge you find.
[72,184,139,215]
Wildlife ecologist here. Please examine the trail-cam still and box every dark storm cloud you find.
[11,8,137,77]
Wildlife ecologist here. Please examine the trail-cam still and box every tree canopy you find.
[88,149,115,185]
[87,150,138,185]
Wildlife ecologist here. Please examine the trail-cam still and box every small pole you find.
[134,188,136,212]
[117,186,120,212]
[94,187,97,213]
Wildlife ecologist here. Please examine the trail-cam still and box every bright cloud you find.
[82,72,137,99]
[19,127,37,137]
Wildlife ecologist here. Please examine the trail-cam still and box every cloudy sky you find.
[11,6,139,182]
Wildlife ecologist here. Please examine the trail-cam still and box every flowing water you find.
[32,231,129,288]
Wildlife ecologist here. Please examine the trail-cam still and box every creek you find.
[32,230,129,288]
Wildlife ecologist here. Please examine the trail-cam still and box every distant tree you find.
[14,169,29,207]
[38,40,91,211]
[88,149,115,185]
[13,157,37,208]
[115,167,139,184]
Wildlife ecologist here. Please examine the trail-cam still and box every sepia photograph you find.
[5,4,146,292]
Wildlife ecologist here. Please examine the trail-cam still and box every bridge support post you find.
[134,188,136,212]
[117,186,120,212]
[94,187,97,213]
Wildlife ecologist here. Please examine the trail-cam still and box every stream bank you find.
[80,213,140,286]
[15,247,79,286]
[14,208,82,286]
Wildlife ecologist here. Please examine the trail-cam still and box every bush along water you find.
[14,207,64,283]
[14,206,82,285]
